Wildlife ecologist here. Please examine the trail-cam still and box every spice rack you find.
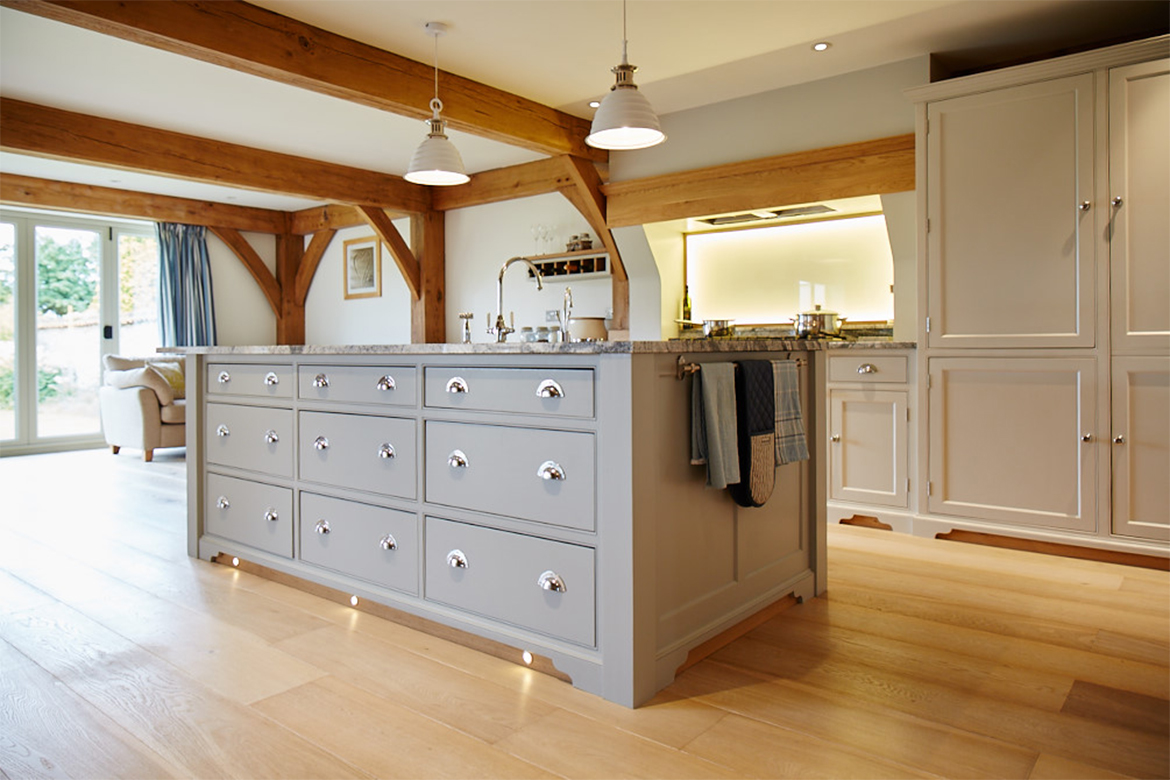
[524,249,611,281]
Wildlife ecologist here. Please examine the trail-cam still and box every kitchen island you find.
[183,340,831,707]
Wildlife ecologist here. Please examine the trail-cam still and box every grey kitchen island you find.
[182,341,828,707]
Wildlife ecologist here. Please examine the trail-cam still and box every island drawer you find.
[423,367,594,418]
[299,411,417,499]
[205,473,293,557]
[424,517,595,647]
[298,364,418,407]
[205,403,294,477]
[208,363,294,398]
[299,493,418,595]
[425,421,595,531]
[828,354,908,384]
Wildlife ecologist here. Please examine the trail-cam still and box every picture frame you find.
[343,236,382,299]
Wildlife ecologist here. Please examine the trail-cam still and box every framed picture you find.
[343,236,382,299]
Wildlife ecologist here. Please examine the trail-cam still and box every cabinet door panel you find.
[1110,60,1170,354]
[205,473,293,557]
[830,390,908,508]
[299,411,416,499]
[928,358,1097,531]
[927,75,1095,348]
[300,493,419,593]
[1111,357,1170,541]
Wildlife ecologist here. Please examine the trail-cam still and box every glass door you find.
[0,221,14,442]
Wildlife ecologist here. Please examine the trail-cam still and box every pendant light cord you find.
[620,0,629,65]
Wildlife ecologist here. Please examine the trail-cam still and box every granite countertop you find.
[171,339,916,356]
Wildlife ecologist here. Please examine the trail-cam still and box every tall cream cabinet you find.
[907,37,1169,555]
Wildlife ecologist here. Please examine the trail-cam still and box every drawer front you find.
[425,421,595,531]
[828,355,908,384]
[298,364,418,407]
[300,493,418,594]
[205,473,293,557]
[425,517,595,647]
[424,367,594,418]
[205,403,294,477]
[299,411,417,498]
[208,363,293,398]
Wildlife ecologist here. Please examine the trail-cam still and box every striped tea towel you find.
[772,360,809,464]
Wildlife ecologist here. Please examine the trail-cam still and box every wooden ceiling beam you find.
[207,226,282,315]
[295,229,337,307]
[4,0,604,163]
[358,205,421,299]
[431,157,578,212]
[0,173,288,233]
[0,98,431,213]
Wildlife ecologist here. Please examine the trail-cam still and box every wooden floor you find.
[1,449,1167,780]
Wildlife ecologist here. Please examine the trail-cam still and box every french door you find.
[0,210,158,454]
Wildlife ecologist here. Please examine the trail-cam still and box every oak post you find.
[411,211,446,344]
[275,229,305,344]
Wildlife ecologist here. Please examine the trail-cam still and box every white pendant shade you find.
[405,117,470,186]
[586,83,665,150]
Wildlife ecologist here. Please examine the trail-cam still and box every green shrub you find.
[0,364,63,409]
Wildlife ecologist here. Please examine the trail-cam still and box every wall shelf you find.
[524,249,610,281]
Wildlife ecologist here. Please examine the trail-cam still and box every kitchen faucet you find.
[489,256,543,342]
[560,286,573,342]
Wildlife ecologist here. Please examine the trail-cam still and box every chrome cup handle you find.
[376,375,396,391]
[264,429,279,444]
[445,376,469,394]
[216,424,231,437]
[314,436,330,451]
[537,570,567,593]
[379,534,398,551]
[536,379,564,398]
[448,449,469,469]
[313,373,330,388]
[378,443,395,459]
[537,460,566,481]
[314,519,331,535]
[446,549,468,569]
[857,363,877,375]
[264,371,279,386]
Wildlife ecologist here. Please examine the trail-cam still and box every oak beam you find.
[411,211,446,344]
[207,226,282,316]
[604,134,917,227]
[431,157,577,212]
[291,205,375,234]
[0,173,286,233]
[275,231,305,345]
[295,229,337,307]
[6,0,603,162]
[357,205,421,300]
[557,156,628,331]
[0,98,431,212]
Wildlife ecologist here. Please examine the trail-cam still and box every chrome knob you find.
[263,508,279,523]
[1112,196,1123,207]
[857,363,877,374]
[378,443,395,459]
[536,379,565,398]
[1080,433,1093,442]
[447,449,469,469]
[537,460,566,481]
[446,549,468,569]
[379,534,398,551]
[314,519,331,535]
[314,436,330,451]
[1113,434,1125,444]
[537,570,567,593]
[445,376,469,394]
[215,496,230,510]
[217,370,231,384]
[216,424,230,437]
[831,434,841,443]
[264,429,279,444]
[263,371,279,386]
[313,373,330,388]
[376,374,396,392]
[1079,201,1091,212]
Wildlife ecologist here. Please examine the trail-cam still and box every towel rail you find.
[676,354,806,380]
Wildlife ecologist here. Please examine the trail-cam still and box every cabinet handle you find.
[378,443,395,460]
[216,424,231,437]
[264,429,279,444]
[1078,201,1091,212]
[445,376,469,394]
[264,371,280,386]
[217,370,231,384]
[376,374,396,392]
[263,508,279,523]
[1111,196,1123,207]
[536,379,564,398]
[537,460,566,481]
[314,519,331,535]
[831,434,841,443]
[313,373,330,388]
[314,436,330,451]
[215,495,230,510]
[1113,434,1125,444]
[537,570,567,593]
[1080,433,1093,442]
[447,449,469,469]
[857,363,877,374]
[379,534,398,551]
[446,549,468,569]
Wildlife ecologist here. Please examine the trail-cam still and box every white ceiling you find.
[1,0,1165,212]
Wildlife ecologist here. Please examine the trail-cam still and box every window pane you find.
[0,223,14,441]
[35,225,101,438]
[118,232,160,356]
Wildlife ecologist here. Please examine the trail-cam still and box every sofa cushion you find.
[160,399,186,425]
[147,360,186,399]
[105,365,175,406]
[104,354,147,372]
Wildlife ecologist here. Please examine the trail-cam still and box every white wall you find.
[206,230,276,346]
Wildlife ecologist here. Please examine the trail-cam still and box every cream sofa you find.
[99,355,186,462]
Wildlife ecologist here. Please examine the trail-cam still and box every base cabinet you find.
[830,390,908,508]
[1111,357,1170,541]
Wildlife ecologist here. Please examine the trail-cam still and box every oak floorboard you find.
[1092,629,1170,668]
[1061,680,1170,737]
[1028,753,1135,779]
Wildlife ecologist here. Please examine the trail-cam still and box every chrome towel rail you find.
[676,354,806,380]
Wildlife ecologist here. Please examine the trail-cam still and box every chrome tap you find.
[490,256,543,343]
[559,286,573,343]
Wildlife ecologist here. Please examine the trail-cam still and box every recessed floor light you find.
[812,41,831,52]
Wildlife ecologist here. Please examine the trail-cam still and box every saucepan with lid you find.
[793,305,845,337]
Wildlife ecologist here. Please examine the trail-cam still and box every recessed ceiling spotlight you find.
[588,100,601,109]
[812,41,831,52]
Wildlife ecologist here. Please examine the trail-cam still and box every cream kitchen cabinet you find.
[1110,357,1170,542]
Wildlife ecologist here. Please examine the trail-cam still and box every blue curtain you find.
[157,223,217,347]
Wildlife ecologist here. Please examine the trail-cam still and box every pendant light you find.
[405,21,470,186]
[586,0,665,150]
